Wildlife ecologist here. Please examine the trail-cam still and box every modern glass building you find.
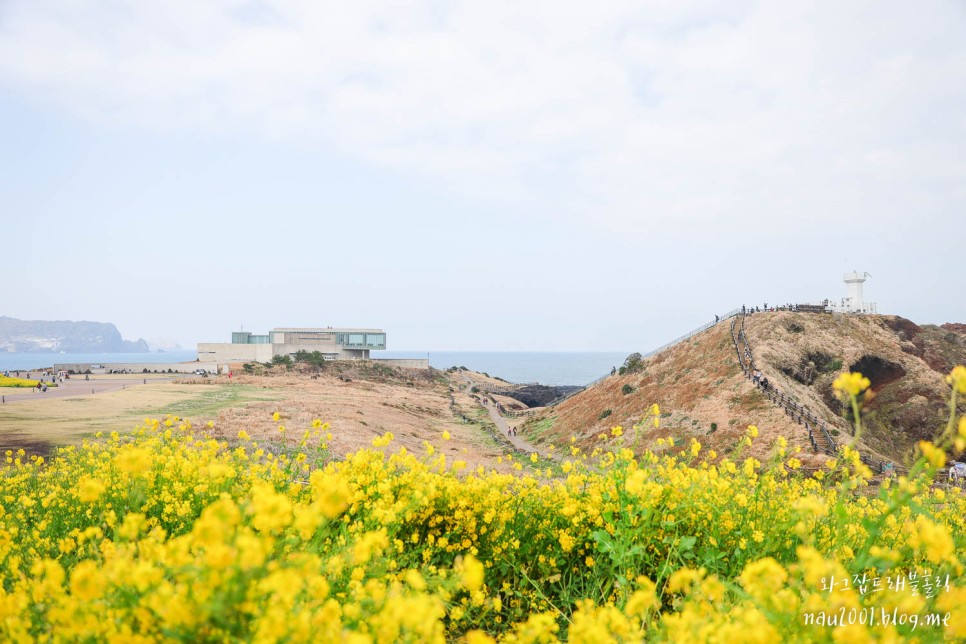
[198,327,387,363]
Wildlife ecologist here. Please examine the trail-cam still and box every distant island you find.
[0,315,149,353]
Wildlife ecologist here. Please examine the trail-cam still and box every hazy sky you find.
[1,1,964,352]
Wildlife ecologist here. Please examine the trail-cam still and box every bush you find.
[294,350,327,368]
[272,354,293,367]
[621,384,634,395]
[621,352,645,375]
[709,422,718,434]
[598,408,612,420]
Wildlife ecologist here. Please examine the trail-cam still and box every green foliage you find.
[621,384,634,395]
[599,409,612,420]
[620,352,645,376]
[271,354,293,367]
[294,350,328,368]
[709,422,718,434]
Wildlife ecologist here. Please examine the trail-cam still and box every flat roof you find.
[271,328,385,333]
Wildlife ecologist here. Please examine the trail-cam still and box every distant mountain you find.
[0,316,149,353]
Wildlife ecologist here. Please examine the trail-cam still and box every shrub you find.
[709,422,718,433]
[271,354,293,367]
[621,384,634,395]
[598,408,612,420]
[294,350,327,368]
[621,352,645,375]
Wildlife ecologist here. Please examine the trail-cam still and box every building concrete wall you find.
[53,362,230,374]
[372,358,429,369]
[197,343,273,363]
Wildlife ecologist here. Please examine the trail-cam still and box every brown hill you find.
[521,313,965,465]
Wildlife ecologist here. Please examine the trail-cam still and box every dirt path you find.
[481,397,538,454]
[462,377,540,455]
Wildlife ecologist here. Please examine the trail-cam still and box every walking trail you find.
[463,377,540,455]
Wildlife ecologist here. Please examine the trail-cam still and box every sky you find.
[1,1,964,352]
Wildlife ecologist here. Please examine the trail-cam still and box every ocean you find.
[385,351,629,386]
[0,351,199,373]
[0,350,628,387]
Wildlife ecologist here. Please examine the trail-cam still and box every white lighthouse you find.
[835,271,877,314]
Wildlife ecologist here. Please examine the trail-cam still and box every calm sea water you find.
[383,351,629,386]
[1,350,628,387]
[0,351,198,372]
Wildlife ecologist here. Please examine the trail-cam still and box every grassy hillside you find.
[746,313,966,464]
[523,313,965,466]
[522,321,814,463]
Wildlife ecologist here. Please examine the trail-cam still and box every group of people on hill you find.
[752,369,769,390]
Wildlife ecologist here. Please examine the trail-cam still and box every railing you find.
[548,308,741,407]
[730,313,837,456]
[730,313,909,476]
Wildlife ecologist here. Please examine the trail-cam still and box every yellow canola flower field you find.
[0,375,55,388]
[1,373,965,642]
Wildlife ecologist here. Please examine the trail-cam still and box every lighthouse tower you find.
[838,271,877,314]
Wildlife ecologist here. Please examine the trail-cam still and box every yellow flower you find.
[117,446,151,475]
[559,532,576,553]
[77,476,106,503]
[442,430,451,441]
[530,452,539,463]
[746,425,759,438]
[915,516,954,563]
[458,555,485,592]
[611,426,623,437]
[624,577,658,615]
[667,568,704,594]
[947,365,966,394]
[70,560,105,601]
[919,441,946,469]
[833,372,871,397]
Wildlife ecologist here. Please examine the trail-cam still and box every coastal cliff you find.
[0,316,149,353]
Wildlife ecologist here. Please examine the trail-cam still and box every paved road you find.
[0,375,184,404]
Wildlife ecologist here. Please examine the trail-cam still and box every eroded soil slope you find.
[523,313,965,465]
[745,313,966,463]
[523,322,814,462]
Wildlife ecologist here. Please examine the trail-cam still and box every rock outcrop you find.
[0,316,149,353]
